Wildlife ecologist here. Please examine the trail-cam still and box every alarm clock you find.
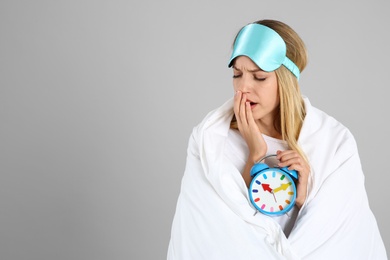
[249,154,298,216]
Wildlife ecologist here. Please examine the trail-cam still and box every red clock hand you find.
[261,183,273,193]
[262,184,277,202]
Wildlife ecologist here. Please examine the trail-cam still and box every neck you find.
[255,119,282,139]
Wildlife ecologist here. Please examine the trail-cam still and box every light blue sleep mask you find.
[228,23,300,80]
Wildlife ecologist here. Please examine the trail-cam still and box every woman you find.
[167,19,387,260]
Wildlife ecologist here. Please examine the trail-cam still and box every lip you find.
[246,99,257,108]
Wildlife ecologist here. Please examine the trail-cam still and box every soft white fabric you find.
[167,97,387,260]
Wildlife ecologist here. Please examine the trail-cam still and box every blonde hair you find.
[230,19,308,162]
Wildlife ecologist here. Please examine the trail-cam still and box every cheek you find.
[232,80,239,91]
[266,78,279,96]
[256,82,279,104]
[270,86,280,107]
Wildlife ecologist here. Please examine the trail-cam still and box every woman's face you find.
[232,56,280,126]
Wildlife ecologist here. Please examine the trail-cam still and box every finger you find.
[240,93,248,126]
[276,150,297,162]
[279,157,303,169]
[234,91,245,130]
[277,151,305,170]
[286,163,304,173]
[246,101,259,131]
[233,90,241,116]
[233,91,241,117]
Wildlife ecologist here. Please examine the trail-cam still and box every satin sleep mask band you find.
[228,23,300,80]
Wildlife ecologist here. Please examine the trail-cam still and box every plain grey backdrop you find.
[1,0,389,259]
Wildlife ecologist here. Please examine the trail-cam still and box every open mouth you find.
[249,101,257,108]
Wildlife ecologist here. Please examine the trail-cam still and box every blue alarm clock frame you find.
[249,155,299,216]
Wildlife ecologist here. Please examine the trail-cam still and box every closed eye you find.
[254,77,266,81]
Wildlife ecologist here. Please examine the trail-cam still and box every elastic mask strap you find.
[283,57,300,80]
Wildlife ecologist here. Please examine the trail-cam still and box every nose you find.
[236,75,252,93]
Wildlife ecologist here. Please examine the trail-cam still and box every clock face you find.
[249,168,296,216]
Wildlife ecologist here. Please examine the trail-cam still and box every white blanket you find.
[167,97,387,260]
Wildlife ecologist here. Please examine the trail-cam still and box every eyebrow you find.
[232,66,263,72]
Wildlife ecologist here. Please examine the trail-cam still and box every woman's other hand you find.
[234,91,267,163]
[276,149,310,209]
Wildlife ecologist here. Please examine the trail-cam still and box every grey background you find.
[1,0,388,259]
